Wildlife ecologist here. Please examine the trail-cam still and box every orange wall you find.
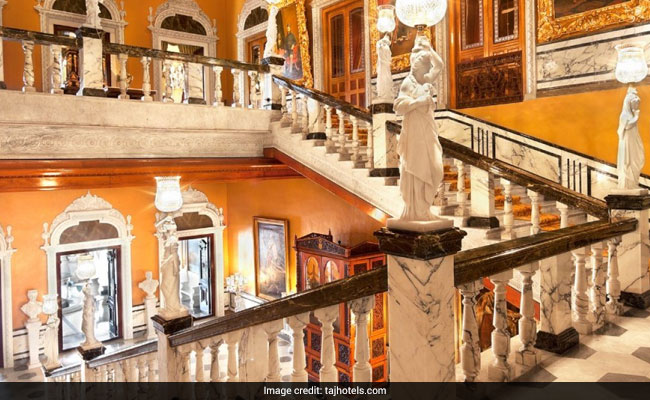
[0,177,381,330]
[462,83,650,175]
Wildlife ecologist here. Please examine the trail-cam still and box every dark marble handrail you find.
[386,120,609,219]
[44,362,81,378]
[104,42,268,73]
[454,218,637,286]
[0,26,77,48]
[272,75,372,122]
[168,266,387,347]
[86,338,157,369]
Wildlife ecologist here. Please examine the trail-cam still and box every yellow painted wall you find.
[462,83,650,175]
[0,177,381,331]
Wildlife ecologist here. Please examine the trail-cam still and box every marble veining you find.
[539,254,573,335]
[79,37,105,92]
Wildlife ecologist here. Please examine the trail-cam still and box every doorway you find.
[161,41,206,104]
[57,247,121,352]
[178,235,213,319]
[323,0,366,107]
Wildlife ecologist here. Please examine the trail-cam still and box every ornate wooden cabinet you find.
[295,231,387,382]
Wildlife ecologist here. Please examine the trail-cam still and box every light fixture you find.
[76,253,97,281]
[395,0,447,32]
[42,294,58,317]
[615,44,648,85]
[377,5,397,36]
[155,176,183,213]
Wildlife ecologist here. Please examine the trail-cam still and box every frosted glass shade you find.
[42,294,58,316]
[76,254,97,281]
[266,0,282,4]
[615,45,648,84]
[395,0,447,28]
[377,5,396,34]
[155,176,183,212]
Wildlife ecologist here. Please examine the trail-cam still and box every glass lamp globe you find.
[76,253,97,281]
[155,176,183,213]
[42,294,58,316]
[395,0,447,29]
[615,44,649,84]
[377,5,396,34]
[266,0,282,4]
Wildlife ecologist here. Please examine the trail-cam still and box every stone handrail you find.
[86,338,157,369]
[0,26,77,48]
[43,363,81,381]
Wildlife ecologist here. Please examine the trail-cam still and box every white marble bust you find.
[139,271,159,300]
[21,290,42,322]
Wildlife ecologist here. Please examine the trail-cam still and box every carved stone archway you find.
[0,224,15,368]
[41,192,135,345]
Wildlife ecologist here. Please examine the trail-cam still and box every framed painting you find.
[369,0,435,75]
[271,0,314,87]
[537,0,650,43]
[253,217,290,300]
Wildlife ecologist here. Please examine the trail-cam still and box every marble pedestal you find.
[143,296,157,340]
[375,226,466,382]
[76,28,106,97]
[262,58,284,116]
[463,167,500,238]
[185,63,206,105]
[78,344,106,382]
[369,103,398,185]
[535,253,579,353]
[24,319,42,369]
[152,314,193,382]
[605,193,650,309]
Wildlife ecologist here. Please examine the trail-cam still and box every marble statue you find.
[159,217,186,318]
[44,315,61,370]
[21,289,42,322]
[139,271,159,300]
[392,36,446,223]
[617,87,645,190]
[80,284,100,348]
[264,5,280,58]
[375,35,394,104]
[85,0,104,29]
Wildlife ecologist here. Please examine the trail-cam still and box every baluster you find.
[225,331,241,382]
[178,346,192,382]
[127,358,139,382]
[572,248,592,335]
[487,271,513,381]
[290,90,300,132]
[516,263,539,367]
[324,105,335,150]
[209,339,223,382]
[287,312,310,382]
[590,242,607,329]
[607,237,624,316]
[148,355,158,382]
[136,357,147,382]
[314,305,339,382]
[365,121,374,169]
[301,95,309,136]
[501,179,514,239]
[336,110,348,157]
[280,86,291,126]
[350,115,360,161]
[22,41,36,93]
[459,281,482,382]
[350,297,374,382]
[118,53,129,100]
[262,320,283,382]
[163,60,174,103]
[455,160,468,217]
[231,68,241,108]
[195,343,206,382]
[141,56,153,102]
[528,190,541,235]
[213,66,223,106]
[50,45,63,95]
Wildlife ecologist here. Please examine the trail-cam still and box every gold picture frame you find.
[369,0,434,75]
[537,0,650,43]
[253,217,290,301]
[270,0,314,88]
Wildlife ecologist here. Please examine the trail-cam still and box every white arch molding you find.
[0,224,15,368]
[155,187,226,318]
[236,0,268,107]
[34,0,128,93]
[41,192,136,343]
[148,0,219,103]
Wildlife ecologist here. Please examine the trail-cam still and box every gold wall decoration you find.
[537,0,650,44]
[369,0,434,76]
[272,0,314,88]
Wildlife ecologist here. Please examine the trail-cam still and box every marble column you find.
[501,179,515,240]
[314,305,340,382]
[50,45,64,95]
[20,290,42,369]
[455,160,469,217]
[515,264,538,368]
[287,312,310,382]
[151,314,193,382]
[369,103,399,185]
[261,57,284,114]
[140,57,153,102]
[22,41,36,93]
[459,280,482,382]
[76,28,106,97]
[375,226,466,382]
[350,296,374,382]
[185,62,206,104]
[488,270,513,382]
[572,247,592,335]
[231,69,242,108]
[465,167,499,235]
[590,242,607,329]
[606,237,624,317]
[262,320,283,382]
[212,66,224,106]
[118,53,130,100]
[605,193,650,308]
[528,190,541,235]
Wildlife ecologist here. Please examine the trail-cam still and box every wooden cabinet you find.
[295,232,387,382]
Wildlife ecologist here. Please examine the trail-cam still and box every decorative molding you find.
[41,192,135,348]
[524,0,536,98]
[236,0,267,107]
[0,224,15,368]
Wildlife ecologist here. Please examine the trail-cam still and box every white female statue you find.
[375,35,394,103]
[392,36,448,227]
[84,0,104,29]
[80,284,100,348]
[264,5,280,58]
[159,217,186,318]
[617,87,645,190]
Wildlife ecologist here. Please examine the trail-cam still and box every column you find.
[163,60,174,103]
[186,62,205,104]
[572,247,592,335]
[225,331,241,382]
[50,45,64,95]
[141,57,153,102]
[248,70,259,108]
[375,225,466,381]
[336,109,349,159]
[261,57,284,114]
[488,270,513,382]
[605,193,650,308]
[194,344,205,382]
[324,105,335,151]
[459,281,482,382]
[22,41,36,93]
[515,264,539,368]
[118,53,130,100]
[501,179,515,239]
[262,320,283,382]
[528,190,541,235]
[465,167,499,235]
[590,242,607,329]
[314,305,340,382]
[606,237,624,316]
[455,160,468,217]
[350,296,374,382]
[287,312,310,382]
[76,28,106,97]
[212,66,223,106]
[349,116,361,162]
[231,69,242,108]
[369,103,399,184]
[209,339,222,382]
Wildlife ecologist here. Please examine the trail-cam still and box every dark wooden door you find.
[106,249,119,338]
[323,0,366,107]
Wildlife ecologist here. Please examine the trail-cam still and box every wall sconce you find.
[155,176,183,213]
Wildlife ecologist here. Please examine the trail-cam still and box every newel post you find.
[375,226,466,382]
[261,57,284,116]
[76,1,106,98]
[369,103,399,185]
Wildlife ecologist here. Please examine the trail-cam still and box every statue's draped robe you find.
[617,108,644,189]
[377,38,393,101]
[161,241,183,314]
[394,75,443,221]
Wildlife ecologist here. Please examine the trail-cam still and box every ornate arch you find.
[41,192,135,342]
[0,224,15,368]
[155,187,226,318]
[236,0,268,62]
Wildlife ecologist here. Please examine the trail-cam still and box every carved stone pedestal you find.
[24,320,42,369]
[375,225,466,382]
